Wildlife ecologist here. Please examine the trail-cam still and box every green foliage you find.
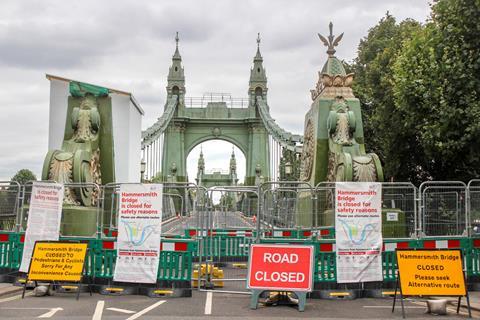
[351,0,480,182]
[11,169,37,185]
[350,14,424,183]
[393,0,480,181]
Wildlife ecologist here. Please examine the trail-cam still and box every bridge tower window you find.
[255,87,263,97]
[172,86,179,95]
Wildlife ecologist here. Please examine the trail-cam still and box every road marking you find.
[0,292,33,303]
[38,307,63,318]
[363,306,424,309]
[92,300,104,320]
[106,307,136,314]
[204,291,213,315]
[125,300,165,320]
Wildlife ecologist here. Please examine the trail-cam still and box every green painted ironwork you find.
[141,34,302,185]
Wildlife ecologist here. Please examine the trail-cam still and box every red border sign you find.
[247,244,314,292]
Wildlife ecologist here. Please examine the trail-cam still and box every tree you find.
[393,0,480,181]
[11,169,37,185]
[350,14,424,183]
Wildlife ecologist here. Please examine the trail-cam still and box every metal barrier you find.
[101,182,201,238]
[19,181,101,238]
[1,179,479,294]
[468,179,480,236]
[0,181,21,232]
[420,181,468,237]
[196,186,258,293]
[259,181,314,234]
[314,182,418,239]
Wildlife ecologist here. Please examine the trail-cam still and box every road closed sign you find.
[396,249,466,296]
[247,244,314,292]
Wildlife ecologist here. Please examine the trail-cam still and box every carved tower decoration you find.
[297,23,384,227]
[301,23,383,185]
[42,81,116,236]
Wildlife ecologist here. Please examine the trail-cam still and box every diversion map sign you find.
[396,249,466,296]
[113,184,162,284]
[28,242,88,282]
[335,182,382,283]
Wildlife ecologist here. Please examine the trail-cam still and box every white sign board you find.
[386,212,398,222]
[335,182,382,283]
[113,184,162,283]
[20,182,64,272]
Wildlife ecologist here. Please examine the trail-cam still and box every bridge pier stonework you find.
[297,23,384,227]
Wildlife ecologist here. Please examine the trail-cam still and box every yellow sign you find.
[396,249,466,296]
[28,242,88,282]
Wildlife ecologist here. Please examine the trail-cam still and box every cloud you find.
[0,0,431,181]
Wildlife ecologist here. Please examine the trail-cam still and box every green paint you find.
[69,81,109,97]
[160,37,271,186]
[42,87,115,236]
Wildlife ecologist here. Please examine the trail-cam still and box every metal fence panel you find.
[468,179,480,236]
[420,181,467,237]
[0,181,21,232]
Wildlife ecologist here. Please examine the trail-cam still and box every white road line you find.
[204,291,213,315]
[106,307,136,314]
[364,306,424,309]
[125,300,165,320]
[0,292,33,303]
[92,300,104,320]
[38,307,63,318]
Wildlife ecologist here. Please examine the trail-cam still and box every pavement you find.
[0,283,478,319]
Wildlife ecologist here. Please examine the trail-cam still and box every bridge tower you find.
[245,34,270,185]
[161,33,187,182]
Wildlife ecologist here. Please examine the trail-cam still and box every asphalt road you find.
[0,288,477,319]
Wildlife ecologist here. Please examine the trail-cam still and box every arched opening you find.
[172,85,179,96]
[187,140,246,204]
[255,87,263,97]
[187,140,246,184]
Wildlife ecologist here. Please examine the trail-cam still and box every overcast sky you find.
[0,0,431,182]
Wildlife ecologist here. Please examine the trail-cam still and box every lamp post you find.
[140,158,146,182]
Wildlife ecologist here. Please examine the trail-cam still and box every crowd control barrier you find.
[1,180,480,298]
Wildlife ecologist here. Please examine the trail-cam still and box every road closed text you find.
[247,245,314,292]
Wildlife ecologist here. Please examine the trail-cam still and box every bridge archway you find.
[140,35,302,185]
[187,140,245,187]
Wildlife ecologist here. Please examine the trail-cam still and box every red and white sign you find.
[247,244,314,292]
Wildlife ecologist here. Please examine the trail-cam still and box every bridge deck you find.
[162,211,255,235]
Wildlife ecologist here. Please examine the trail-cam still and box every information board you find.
[335,182,382,283]
[247,244,314,292]
[20,182,64,273]
[396,249,466,296]
[28,242,88,282]
[113,184,162,284]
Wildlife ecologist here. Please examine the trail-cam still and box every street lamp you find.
[140,158,146,182]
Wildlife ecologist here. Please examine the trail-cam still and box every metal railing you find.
[184,93,249,109]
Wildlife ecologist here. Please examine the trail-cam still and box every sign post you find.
[23,241,89,300]
[247,244,314,311]
[393,249,471,318]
